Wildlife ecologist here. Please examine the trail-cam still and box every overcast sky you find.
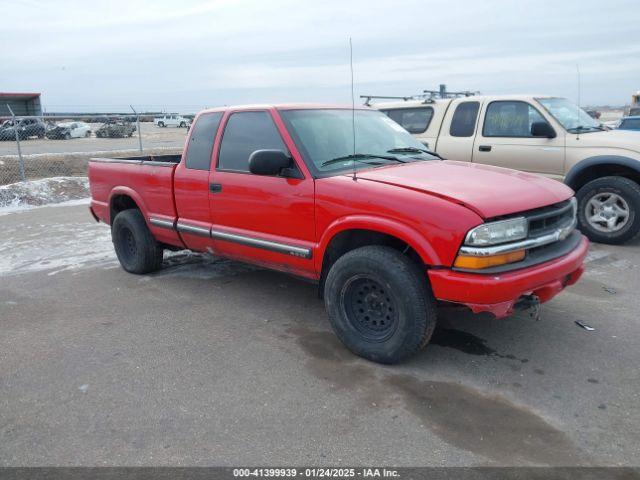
[2,0,639,112]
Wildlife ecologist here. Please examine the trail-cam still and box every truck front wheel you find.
[112,209,164,274]
[324,245,436,364]
[576,176,640,244]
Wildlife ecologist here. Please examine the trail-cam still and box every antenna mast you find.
[350,37,357,181]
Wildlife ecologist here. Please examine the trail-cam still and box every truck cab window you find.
[483,101,546,137]
[184,112,223,170]
[218,111,286,172]
[450,101,480,137]
[382,107,434,134]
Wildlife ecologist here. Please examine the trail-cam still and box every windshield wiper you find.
[321,153,406,167]
[387,146,443,159]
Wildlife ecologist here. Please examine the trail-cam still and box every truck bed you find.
[88,154,183,247]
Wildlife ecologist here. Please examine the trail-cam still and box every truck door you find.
[208,109,316,279]
[473,100,565,179]
[434,99,482,162]
[173,112,224,252]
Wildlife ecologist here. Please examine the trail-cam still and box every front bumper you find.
[428,234,588,318]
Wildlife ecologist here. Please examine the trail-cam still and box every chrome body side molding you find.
[211,230,312,259]
[149,217,176,229]
[149,217,312,258]
[176,221,211,237]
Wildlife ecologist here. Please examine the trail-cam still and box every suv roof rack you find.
[360,95,434,106]
[361,85,480,106]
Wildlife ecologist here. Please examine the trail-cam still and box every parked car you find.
[0,118,46,140]
[89,104,587,364]
[95,121,136,138]
[374,95,640,244]
[45,121,92,140]
[154,114,190,128]
[617,116,640,132]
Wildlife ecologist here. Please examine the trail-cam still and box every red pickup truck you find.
[89,104,588,364]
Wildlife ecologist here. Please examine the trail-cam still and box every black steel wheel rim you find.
[341,275,399,341]
[118,226,137,263]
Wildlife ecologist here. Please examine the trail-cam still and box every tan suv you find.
[374,95,640,244]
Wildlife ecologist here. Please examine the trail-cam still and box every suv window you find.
[450,101,480,137]
[483,101,547,137]
[184,112,223,170]
[218,111,286,172]
[382,107,434,134]
[620,118,640,130]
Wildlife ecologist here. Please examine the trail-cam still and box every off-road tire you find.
[324,245,437,364]
[576,176,640,245]
[111,209,163,274]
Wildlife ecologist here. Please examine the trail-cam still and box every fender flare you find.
[564,155,640,190]
[108,186,149,224]
[315,215,442,273]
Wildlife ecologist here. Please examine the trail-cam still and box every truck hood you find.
[355,160,573,219]
[569,129,640,153]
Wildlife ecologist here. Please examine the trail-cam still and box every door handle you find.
[209,183,222,193]
[478,145,492,152]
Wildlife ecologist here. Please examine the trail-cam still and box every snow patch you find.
[0,220,117,276]
[0,177,89,215]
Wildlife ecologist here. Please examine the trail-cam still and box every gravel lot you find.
[1,204,639,466]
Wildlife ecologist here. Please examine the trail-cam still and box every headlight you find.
[464,217,528,246]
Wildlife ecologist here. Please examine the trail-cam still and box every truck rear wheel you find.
[324,245,436,364]
[576,176,640,244]
[112,209,163,274]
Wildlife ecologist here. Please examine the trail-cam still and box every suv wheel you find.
[158,121,165,127]
[111,209,164,274]
[576,176,640,244]
[324,245,436,364]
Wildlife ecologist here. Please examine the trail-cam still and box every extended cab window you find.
[450,101,480,137]
[483,101,546,137]
[184,112,223,170]
[382,107,434,134]
[218,111,286,172]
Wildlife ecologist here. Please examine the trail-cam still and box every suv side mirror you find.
[249,149,293,176]
[531,121,556,138]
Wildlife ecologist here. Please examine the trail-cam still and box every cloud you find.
[2,0,638,109]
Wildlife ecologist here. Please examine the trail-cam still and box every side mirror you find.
[531,121,556,138]
[249,149,293,176]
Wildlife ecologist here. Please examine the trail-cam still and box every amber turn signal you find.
[454,249,525,269]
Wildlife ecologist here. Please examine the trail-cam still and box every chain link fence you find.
[0,109,193,185]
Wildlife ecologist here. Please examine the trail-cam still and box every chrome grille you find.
[526,199,576,238]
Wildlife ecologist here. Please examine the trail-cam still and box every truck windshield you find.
[279,109,437,176]
[536,97,602,133]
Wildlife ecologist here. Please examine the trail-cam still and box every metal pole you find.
[130,105,143,153]
[7,104,25,182]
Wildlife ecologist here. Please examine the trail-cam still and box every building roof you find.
[0,92,41,100]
